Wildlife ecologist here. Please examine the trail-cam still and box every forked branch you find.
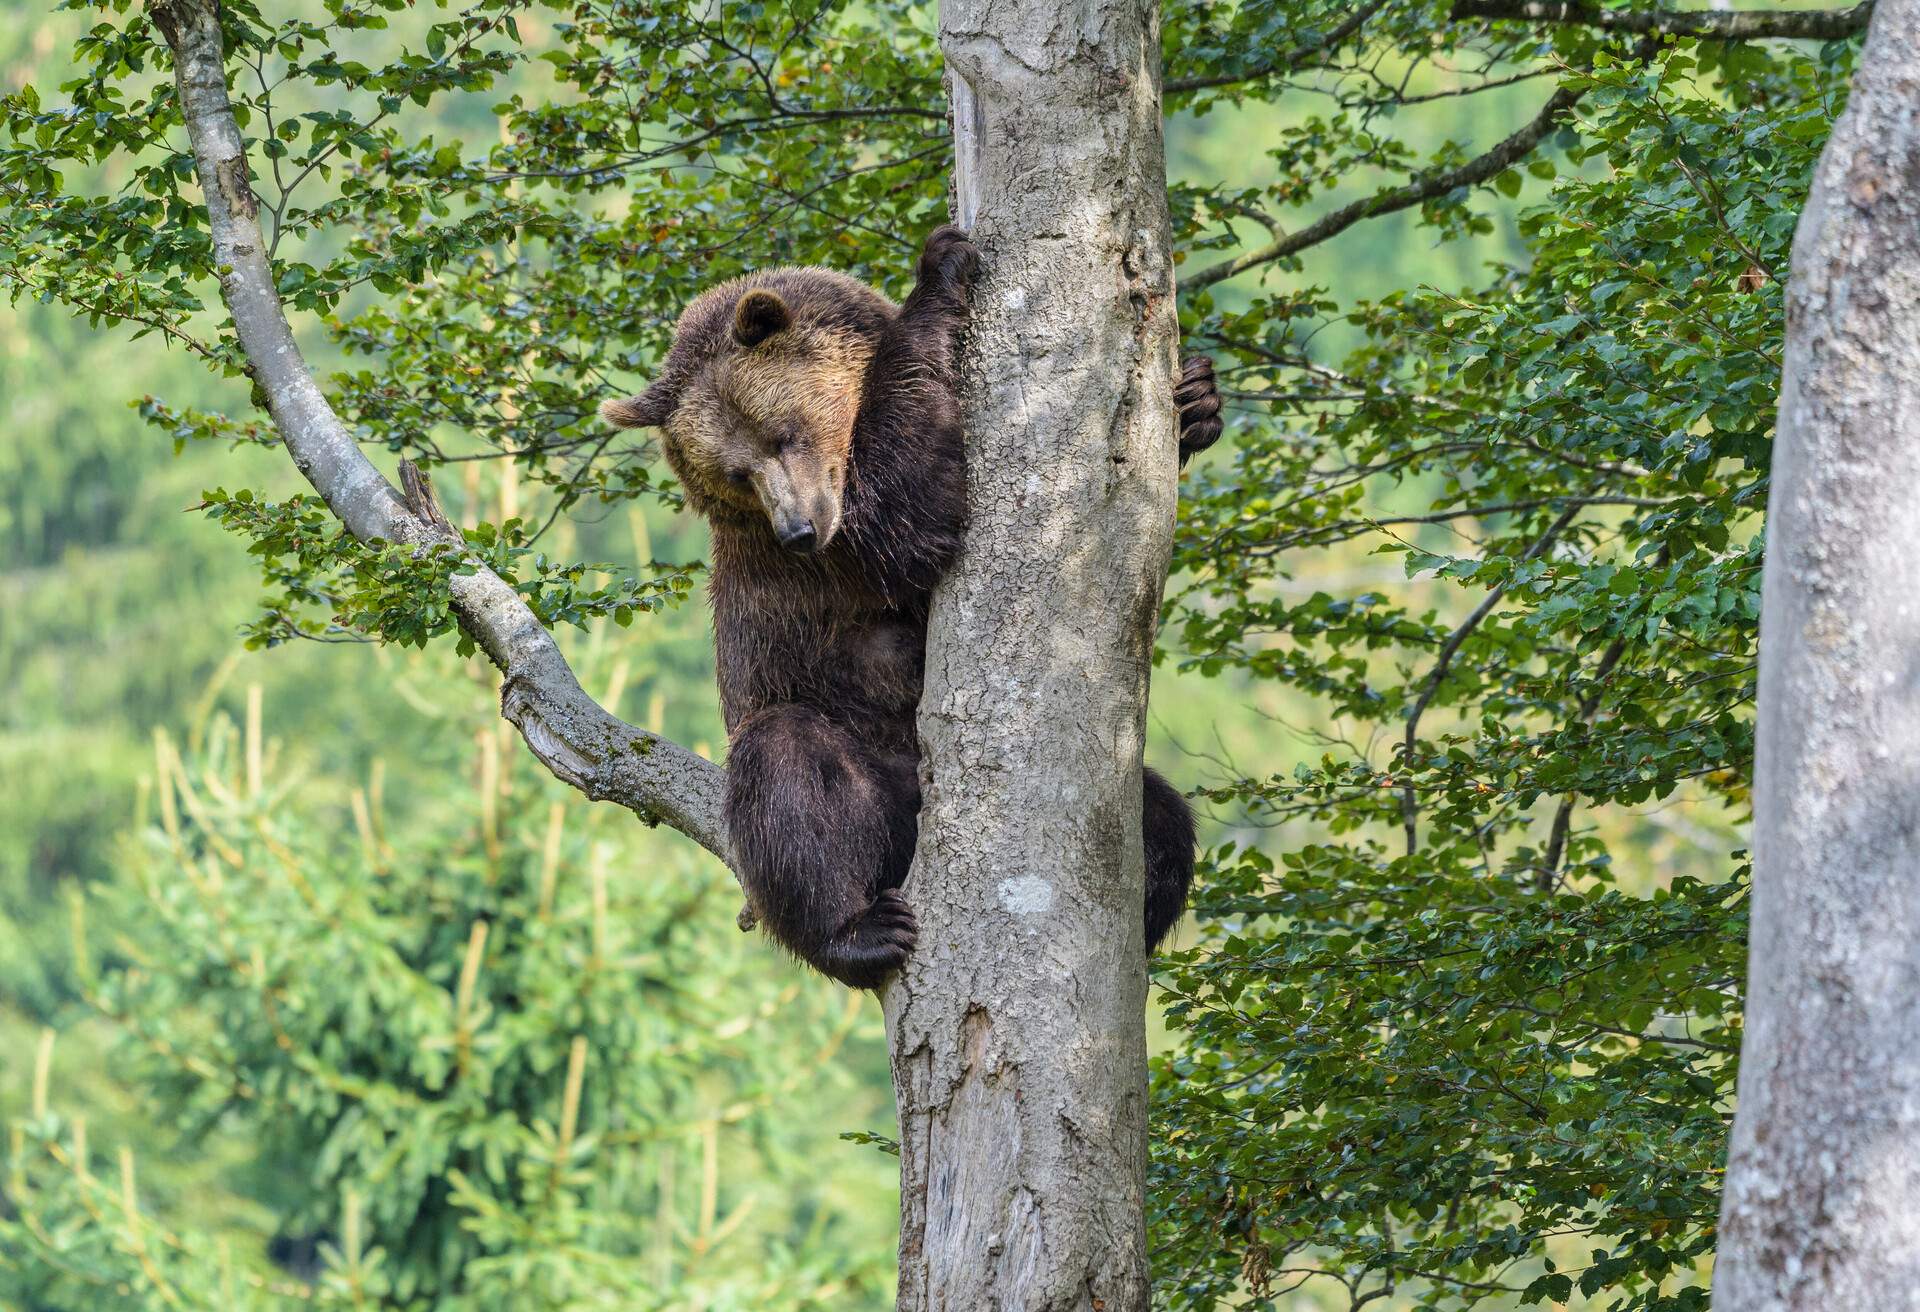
[1184,73,1593,291]
[148,0,733,870]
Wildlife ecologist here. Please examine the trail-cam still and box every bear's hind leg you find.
[1143,767,1197,953]
[725,706,919,988]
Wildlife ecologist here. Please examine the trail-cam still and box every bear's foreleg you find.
[901,224,982,325]
[839,227,982,600]
[725,705,920,988]
[1143,766,1198,953]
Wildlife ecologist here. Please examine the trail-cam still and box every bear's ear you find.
[731,289,792,348]
[598,379,679,429]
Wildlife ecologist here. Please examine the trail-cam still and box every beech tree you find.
[884,3,1179,1305]
[1715,0,1920,1301]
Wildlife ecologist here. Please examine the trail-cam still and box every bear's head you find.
[600,269,891,554]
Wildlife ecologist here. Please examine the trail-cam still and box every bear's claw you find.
[815,889,918,989]
[1176,354,1224,462]
[919,224,982,299]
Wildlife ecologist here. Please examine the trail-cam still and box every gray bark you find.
[149,0,730,865]
[883,3,1181,1308]
[1715,1,1920,1303]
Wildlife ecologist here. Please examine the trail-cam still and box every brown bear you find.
[601,226,1223,988]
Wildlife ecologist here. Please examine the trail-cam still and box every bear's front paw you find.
[918,224,982,299]
[1176,355,1224,462]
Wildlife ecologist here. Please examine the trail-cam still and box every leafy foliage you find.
[1150,22,1842,1312]
[4,702,893,1310]
[196,486,696,649]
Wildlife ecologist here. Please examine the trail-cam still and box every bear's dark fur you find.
[601,227,1223,988]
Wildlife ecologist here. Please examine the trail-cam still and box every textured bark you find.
[1715,3,1920,1304]
[882,3,1181,1308]
[149,0,731,865]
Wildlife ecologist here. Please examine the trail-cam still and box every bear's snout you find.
[776,517,818,553]
[755,450,842,554]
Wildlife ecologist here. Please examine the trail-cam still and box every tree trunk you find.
[882,3,1181,1308]
[1715,3,1920,1303]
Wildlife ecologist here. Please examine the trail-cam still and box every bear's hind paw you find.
[814,890,917,990]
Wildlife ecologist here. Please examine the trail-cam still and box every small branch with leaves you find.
[1183,69,1593,291]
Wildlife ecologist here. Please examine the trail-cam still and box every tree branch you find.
[1536,633,1628,890]
[148,0,733,869]
[1450,0,1873,39]
[1183,70,1595,292]
[1398,504,1581,856]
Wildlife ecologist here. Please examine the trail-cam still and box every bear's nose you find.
[776,519,817,553]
